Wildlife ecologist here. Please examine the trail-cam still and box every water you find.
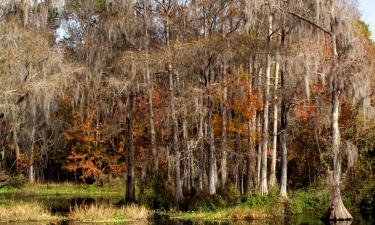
[0,195,373,225]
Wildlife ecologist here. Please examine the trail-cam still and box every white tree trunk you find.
[269,53,279,188]
[260,14,273,195]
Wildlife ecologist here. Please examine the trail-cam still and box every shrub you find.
[6,175,27,189]
[360,187,375,219]
[289,189,328,214]
[241,188,281,210]
[187,192,227,211]
[139,174,175,210]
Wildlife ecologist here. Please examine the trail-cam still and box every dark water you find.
[0,195,373,225]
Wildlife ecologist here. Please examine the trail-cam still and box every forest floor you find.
[0,182,373,222]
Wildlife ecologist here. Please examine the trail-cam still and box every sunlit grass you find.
[0,202,59,222]
[1,182,123,197]
[69,204,152,222]
[167,207,273,221]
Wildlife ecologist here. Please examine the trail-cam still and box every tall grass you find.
[0,202,58,222]
[69,204,152,222]
[2,182,123,197]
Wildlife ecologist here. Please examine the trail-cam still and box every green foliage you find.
[187,192,227,211]
[48,8,59,21]
[139,174,175,210]
[97,0,107,11]
[357,19,372,41]
[217,184,241,206]
[360,186,375,219]
[6,175,27,189]
[289,189,328,214]
[241,188,281,210]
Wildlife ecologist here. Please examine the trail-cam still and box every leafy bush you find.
[139,174,175,210]
[187,192,227,211]
[360,187,375,218]
[217,184,241,206]
[241,188,281,210]
[289,189,328,214]
[6,175,27,189]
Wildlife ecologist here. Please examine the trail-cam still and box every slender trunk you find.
[125,91,135,203]
[169,62,183,203]
[279,25,289,198]
[198,105,204,191]
[165,14,183,202]
[221,61,228,188]
[260,14,273,195]
[280,70,288,198]
[12,126,20,172]
[256,67,263,188]
[269,47,280,188]
[207,67,216,195]
[207,95,216,195]
[144,0,157,172]
[327,7,352,219]
[29,125,36,183]
[256,112,261,188]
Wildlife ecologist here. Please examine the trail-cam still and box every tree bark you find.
[279,26,288,198]
[221,60,228,188]
[327,6,352,219]
[269,46,280,188]
[12,125,20,173]
[125,91,135,203]
[29,125,36,184]
[260,14,273,195]
[144,0,157,173]
[279,70,288,198]
[207,68,216,195]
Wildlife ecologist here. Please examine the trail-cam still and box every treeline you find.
[0,0,375,220]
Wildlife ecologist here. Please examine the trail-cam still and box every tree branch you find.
[287,11,331,36]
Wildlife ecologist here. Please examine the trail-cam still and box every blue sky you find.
[358,0,375,40]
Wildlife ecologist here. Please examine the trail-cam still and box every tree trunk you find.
[125,91,135,203]
[29,125,36,184]
[260,14,273,195]
[279,28,288,198]
[256,67,262,188]
[327,8,352,219]
[279,75,288,198]
[207,97,216,195]
[221,60,228,188]
[269,47,280,188]
[144,0,157,172]
[207,67,216,195]
[198,103,204,191]
[13,126,20,172]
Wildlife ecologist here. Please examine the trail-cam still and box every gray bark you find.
[260,14,273,195]
[221,60,228,188]
[327,6,352,219]
[269,49,280,188]
[144,0,157,172]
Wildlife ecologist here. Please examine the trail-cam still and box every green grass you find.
[166,207,272,221]
[288,189,329,214]
[1,182,123,197]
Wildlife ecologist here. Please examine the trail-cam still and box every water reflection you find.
[0,219,373,225]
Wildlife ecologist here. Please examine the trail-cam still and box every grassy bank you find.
[0,200,151,222]
[1,181,373,222]
[167,207,272,221]
[0,182,123,197]
[69,204,151,222]
[0,201,59,222]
